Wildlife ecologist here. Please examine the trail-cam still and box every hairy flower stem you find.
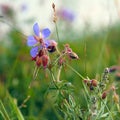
[55,23,60,43]
[19,66,40,109]
[19,95,31,108]
[29,66,40,89]
[49,70,59,89]
[84,38,87,77]
[56,46,61,55]
[53,52,66,66]
[57,66,62,82]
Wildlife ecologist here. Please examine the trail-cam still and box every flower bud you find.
[91,79,98,87]
[83,79,91,87]
[109,66,118,73]
[113,93,119,103]
[32,57,36,61]
[102,91,107,99]
[111,85,116,91]
[38,50,44,57]
[36,56,42,67]
[90,84,94,90]
[47,40,57,53]
[58,57,65,66]
[42,55,49,68]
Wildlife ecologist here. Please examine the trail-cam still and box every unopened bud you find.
[32,57,36,61]
[113,93,119,103]
[36,56,42,67]
[58,57,65,66]
[47,40,57,53]
[91,79,98,87]
[38,50,44,57]
[109,66,118,73]
[42,55,49,68]
[83,79,91,87]
[102,91,107,99]
[111,85,116,91]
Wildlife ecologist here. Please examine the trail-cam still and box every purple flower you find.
[27,23,53,57]
[21,3,28,12]
[57,8,75,22]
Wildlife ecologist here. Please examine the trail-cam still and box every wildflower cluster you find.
[25,3,120,120]
[26,20,80,119]
[27,23,57,68]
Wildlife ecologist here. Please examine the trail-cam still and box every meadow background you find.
[0,0,120,120]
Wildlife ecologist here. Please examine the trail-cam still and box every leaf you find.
[0,100,10,120]
[1,92,24,120]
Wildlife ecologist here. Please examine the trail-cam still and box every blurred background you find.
[0,0,120,119]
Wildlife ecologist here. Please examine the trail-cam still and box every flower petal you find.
[27,36,37,46]
[33,23,40,36]
[44,40,57,48]
[42,28,51,38]
[30,47,39,57]
[44,40,50,48]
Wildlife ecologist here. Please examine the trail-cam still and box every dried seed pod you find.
[52,3,55,10]
[52,3,57,23]
[69,52,79,59]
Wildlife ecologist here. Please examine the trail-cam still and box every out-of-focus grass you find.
[0,21,120,119]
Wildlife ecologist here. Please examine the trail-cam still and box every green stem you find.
[53,52,66,67]
[84,38,87,77]
[57,66,62,82]
[29,66,40,89]
[55,22,60,43]
[0,100,10,120]
[49,70,59,89]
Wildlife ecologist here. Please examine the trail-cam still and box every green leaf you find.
[0,100,10,120]
[0,92,24,120]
